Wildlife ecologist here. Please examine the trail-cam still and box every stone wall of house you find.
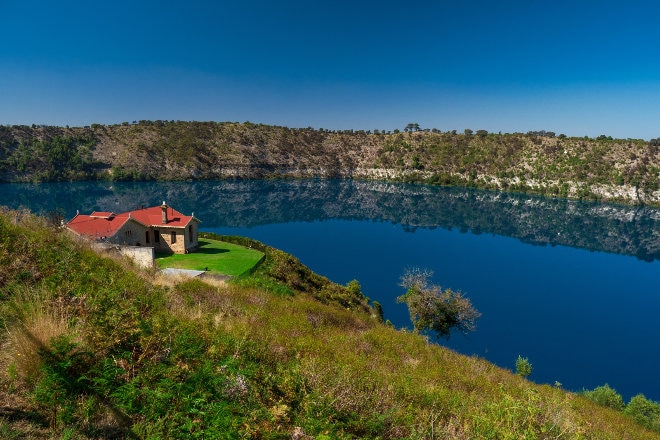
[187,222,199,251]
[94,243,154,268]
[151,225,198,254]
[108,220,200,255]
[165,228,186,254]
[119,245,155,268]
[150,228,185,254]
[147,228,167,253]
[113,219,148,247]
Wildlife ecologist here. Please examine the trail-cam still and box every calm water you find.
[2,179,659,401]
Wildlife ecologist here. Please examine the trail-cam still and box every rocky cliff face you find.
[1,121,659,204]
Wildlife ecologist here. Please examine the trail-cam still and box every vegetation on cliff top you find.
[1,208,660,438]
[1,121,659,204]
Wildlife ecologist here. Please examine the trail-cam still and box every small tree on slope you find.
[397,268,481,340]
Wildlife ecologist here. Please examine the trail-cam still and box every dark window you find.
[189,225,193,242]
[154,229,160,243]
[146,231,150,243]
[171,231,177,243]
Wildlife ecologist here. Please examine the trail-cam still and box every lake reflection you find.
[2,179,660,400]
[4,179,660,261]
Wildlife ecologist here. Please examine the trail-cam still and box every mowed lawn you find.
[155,238,264,276]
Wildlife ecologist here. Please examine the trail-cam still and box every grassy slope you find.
[154,238,264,276]
[0,209,658,439]
[1,122,659,205]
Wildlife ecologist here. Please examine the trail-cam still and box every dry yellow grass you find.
[2,288,78,382]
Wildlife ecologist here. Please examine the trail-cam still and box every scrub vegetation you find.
[1,122,659,205]
[581,384,660,433]
[2,208,660,438]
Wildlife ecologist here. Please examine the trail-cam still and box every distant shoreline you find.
[1,121,658,206]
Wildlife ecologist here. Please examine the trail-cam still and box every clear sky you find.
[2,0,660,139]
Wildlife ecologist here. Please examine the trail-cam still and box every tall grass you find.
[2,287,76,382]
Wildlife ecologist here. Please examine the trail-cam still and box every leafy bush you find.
[625,394,660,432]
[515,356,532,379]
[582,384,624,411]
[372,301,384,323]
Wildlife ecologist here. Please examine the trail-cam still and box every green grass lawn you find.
[155,238,264,276]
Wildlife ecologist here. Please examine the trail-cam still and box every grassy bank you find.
[1,208,659,438]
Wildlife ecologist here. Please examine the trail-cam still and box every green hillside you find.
[1,122,659,205]
[1,208,659,438]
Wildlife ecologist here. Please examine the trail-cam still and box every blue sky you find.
[2,0,660,138]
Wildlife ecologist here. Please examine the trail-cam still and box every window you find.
[154,229,160,243]
[146,231,150,243]
[125,230,132,238]
[189,225,193,242]
[171,231,177,243]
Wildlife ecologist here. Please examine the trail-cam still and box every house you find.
[67,202,200,254]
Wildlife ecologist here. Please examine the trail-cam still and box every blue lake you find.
[2,179,659,401]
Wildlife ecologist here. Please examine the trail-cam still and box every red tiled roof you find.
[67,213,130,238]
[128,205,194,228]
[67,204,197,239]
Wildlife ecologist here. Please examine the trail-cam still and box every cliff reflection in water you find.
[3,179,660,261]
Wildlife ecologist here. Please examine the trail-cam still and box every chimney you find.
[161,201,168,224]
